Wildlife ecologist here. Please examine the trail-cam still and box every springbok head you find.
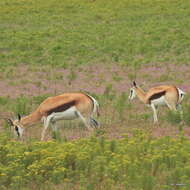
[128,81,137,100]
[7,114,24,138]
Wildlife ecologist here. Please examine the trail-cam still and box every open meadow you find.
[0,0,190,189]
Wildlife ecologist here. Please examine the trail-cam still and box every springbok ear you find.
[133,81,137,87]
[18,114,21,121]
[7,118,14,126]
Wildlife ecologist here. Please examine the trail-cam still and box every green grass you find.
[0,0,190,68]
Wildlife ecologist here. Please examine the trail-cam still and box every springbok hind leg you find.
[165,101,184,123]
[75,111,93,131]
[177,104,183,115]
[177,104,184,124]
[165,100,177,111]
[90,117,99,128]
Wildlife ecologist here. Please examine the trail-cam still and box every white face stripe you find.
[11,119,24,137]
[128,88,136,100]
[14,125,24,137]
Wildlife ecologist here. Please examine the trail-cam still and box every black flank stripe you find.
[47,100,76,115]
[149,91,166,104]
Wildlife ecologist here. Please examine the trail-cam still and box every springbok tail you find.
[177,88,186,103]
[91,96,100,117]
[83,92,100,117]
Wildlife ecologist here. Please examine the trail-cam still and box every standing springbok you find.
[128,81,185,123]
[7,92,100,140]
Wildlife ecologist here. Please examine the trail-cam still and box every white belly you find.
[51,106,78,121]
[151,96,166,106]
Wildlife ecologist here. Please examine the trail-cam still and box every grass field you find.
[1,0,190,68]
[1,0,190,189]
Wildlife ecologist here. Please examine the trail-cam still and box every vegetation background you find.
[0,0,190,189]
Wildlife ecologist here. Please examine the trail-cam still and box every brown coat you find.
[38,93,93,116]
[145,85,178,104]
[20,93,95,126]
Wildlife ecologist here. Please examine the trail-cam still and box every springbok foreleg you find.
[51,119,59,132]
[151,104,158,123]
[50,120,60,139]
[41,115,52,141]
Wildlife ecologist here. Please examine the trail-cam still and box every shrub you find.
[0,130,190,189]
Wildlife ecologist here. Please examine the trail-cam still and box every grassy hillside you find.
[0,0,190,68]
[1,0,190,189]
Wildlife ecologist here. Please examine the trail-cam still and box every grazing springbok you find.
[128,81,185,123]
[7,92,100,140]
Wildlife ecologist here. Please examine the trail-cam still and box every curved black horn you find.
[133,81,137,87]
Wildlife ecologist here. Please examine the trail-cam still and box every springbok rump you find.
[7,92,100,141]
[128,81,185,123]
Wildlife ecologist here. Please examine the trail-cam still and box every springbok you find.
[7,92,100,140]
[128,81,185,123]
